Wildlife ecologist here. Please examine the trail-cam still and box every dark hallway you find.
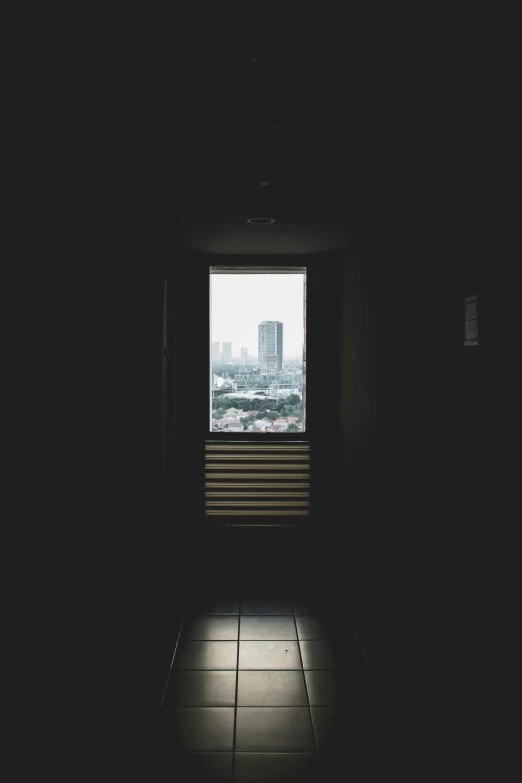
[145,231,489,781]
[74,33,501,782]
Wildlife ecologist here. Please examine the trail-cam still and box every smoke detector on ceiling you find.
[247,218,275,224]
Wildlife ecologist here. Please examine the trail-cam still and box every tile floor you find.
[154,596,345,781]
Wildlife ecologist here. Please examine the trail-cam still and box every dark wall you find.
[333,220,495,774]
[337,231,489,600]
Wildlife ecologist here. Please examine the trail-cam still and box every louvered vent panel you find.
[205,442,310,516]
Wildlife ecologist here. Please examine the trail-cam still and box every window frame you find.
[209,265,307,440]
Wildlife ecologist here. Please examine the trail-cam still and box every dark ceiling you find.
[178,216,352,255]
[173,50,363,254]
[163,38,482,255]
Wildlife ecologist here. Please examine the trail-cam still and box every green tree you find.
[240,417,250,429]
[286,423,299,432]
[215,408,225,418]
[266,411,278,421]
[286,394,301,406]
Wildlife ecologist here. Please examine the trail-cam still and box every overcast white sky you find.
[211,274,305,358]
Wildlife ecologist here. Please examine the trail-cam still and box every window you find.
[210,267,306,433]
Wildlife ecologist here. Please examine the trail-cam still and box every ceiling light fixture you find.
[247,218,275,224]
[260,182,269,187]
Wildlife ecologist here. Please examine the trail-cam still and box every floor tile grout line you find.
[184,638,326,641]
[291,605,319,757]
[175,705,321,708]
[231,599,241,780]
[153,614,185,739]
[168,616,186,671]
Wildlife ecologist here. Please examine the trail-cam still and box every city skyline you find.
[210,274,305,359]
[210,343,304,361]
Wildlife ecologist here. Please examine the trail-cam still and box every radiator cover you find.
[205,441,310,516]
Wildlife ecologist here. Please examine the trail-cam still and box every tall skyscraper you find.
[211,342,220,360]
[258,321,283,371]
[221,342,232,362]
[241,347,248,366]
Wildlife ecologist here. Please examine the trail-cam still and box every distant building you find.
[225,421,244,432]
[218,392,278,401]
[211,342,220,360]
[217,416,243,432]
[221,342,232,362]
[258,321,283,371]
[240,347,248,366]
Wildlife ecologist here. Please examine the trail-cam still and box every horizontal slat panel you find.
[205,441,310,518]
[206,508,310,517]
[205,463,307,470]
[206,501,309,507]
[205,443,310,452]
[206,510,310,516]
[205,476,310,489]
[206,473,310,479]
[205,490,310,500]
[206,454,309,461]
